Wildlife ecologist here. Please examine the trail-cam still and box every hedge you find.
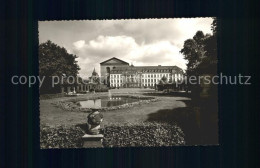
[103,122,185,147]
[40,122,185,148]
[40,125,85,149]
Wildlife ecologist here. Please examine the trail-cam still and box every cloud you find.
[73,40,85,49]
[73,35,188,78]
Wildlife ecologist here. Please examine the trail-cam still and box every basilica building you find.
[100,57,184,88]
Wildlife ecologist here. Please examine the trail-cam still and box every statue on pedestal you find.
[86,110,103,135]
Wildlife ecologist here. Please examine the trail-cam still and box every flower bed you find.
[55,95,158,112]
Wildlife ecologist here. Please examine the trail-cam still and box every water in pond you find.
[79,96,140,109]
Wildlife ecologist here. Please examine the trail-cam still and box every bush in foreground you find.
[40,125,85,149]
[40,122,185,148]
[103,122,185,147]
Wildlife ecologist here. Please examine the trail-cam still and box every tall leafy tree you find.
[180,18,218,98]
[197,18,218,75]
[180,18,218,76]
[180,31,209,76]
[39,40,80,93]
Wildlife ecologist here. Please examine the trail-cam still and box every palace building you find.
[100,57,184,88]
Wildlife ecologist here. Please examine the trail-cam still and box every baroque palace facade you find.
[100,57,184,88]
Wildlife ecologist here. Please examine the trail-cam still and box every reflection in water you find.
[79,97,140,109]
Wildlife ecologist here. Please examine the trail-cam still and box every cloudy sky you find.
[39,18,213,78]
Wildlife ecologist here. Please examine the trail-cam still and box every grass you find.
[40,89,189,127]
[40,88,218,146]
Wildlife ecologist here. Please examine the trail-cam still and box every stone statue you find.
[86,110,103,135]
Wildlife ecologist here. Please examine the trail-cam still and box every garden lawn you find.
[40,88,190,127]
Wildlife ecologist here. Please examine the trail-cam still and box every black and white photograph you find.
[3,0,260,166]
[39,18,218,148]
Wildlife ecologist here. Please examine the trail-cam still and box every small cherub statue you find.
[86,110,103,135]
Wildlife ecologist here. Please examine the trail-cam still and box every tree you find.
[180,18,218,99]
[180,31,210,77]
[197,18,218,75]
[159,76,168,84]
[39,40,80,94]
[180,18,217,76]
[93,77,100,84]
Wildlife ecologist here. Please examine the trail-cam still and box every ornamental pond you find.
[79,96,142,109]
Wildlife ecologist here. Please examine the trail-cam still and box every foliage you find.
[39,40,80,77]
[39,40,80,94]
[103,122,185,147]
[40,93,65,100]
[159,76,168,84]
[92,77,101,84]
[95,88,109,92]
[40,125,85,148]
[180,31,209,76]
[180,18,218,99]
[40,122,185,148]
[180,18,218,76]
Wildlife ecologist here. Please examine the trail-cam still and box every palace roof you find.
[110,66,183,74]
[100,57,129,65]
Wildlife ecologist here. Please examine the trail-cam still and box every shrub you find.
[40,122,185,148]
[40,93,65,100]
[103,122,185,147]
[95,88,109,92]
[40,125,85,149]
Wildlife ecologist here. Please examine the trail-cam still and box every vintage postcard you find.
[39,18,218,148]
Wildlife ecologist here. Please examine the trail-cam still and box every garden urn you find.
[86,111,103,135]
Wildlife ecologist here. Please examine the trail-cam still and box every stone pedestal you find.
[82,134,103,148]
